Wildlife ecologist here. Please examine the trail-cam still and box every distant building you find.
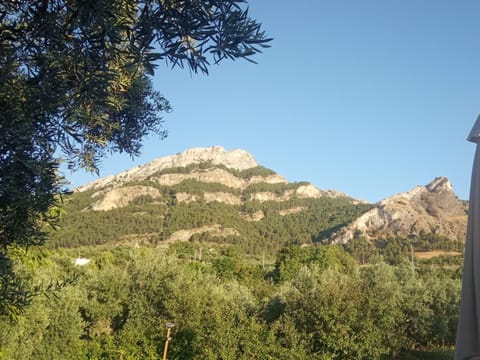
[74,258,91,266]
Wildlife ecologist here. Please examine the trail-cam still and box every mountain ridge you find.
[76,146,349,206]
[52,146,468,251]
[330,176,467,244]
[76,146,259,192]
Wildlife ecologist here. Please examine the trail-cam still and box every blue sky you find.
[66,0,480,203]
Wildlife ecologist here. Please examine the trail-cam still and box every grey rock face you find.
[78,146,346,211]
[331,177,468,244]
[77,146,259,192]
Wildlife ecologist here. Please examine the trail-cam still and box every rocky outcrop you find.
[298,184,348,199]
[174,192,241,205]
[153,168,246,188]
[278,206,307,216]
[162,225,240,244]
[250,184,346,202]
[90,186,162,211]
[331,177,468,244]
[151,169,287,189]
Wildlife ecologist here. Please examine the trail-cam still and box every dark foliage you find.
[0,0,270,315]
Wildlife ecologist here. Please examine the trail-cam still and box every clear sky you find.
[65,0,480,203]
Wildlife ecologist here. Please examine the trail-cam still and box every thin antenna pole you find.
[162,323,174,360]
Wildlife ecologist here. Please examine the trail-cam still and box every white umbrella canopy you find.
[456,115,480,359]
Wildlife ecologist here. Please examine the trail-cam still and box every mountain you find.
[76,146,349,210]
[76,146,261,192]
[50,146,367,253]
[49,147,467,254]
[330,177,468,244]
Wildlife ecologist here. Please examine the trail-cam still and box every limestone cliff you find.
[80,146,347,211]
[77,146,259,192]
[330,177,468,244]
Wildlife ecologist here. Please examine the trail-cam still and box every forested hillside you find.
[47,160,372,258]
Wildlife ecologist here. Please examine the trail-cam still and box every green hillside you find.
[47,164,372,256]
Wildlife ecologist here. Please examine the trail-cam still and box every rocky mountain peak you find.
[330,177,467,244]
[426,176,453,193]
[168,146,258,170]
[77,146,259,191]
[76,146,351,212]
[381,176,462,217]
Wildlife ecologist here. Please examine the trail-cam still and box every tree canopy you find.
[0,0,270,315]
[0,244,461,359]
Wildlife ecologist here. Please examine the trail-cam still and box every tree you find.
[272,245,356,283]
[0,0,270,315]
[344,237,376,265]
